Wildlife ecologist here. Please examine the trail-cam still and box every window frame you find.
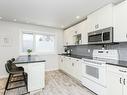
[20,30,57,55]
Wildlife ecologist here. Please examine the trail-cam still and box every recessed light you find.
[13,19,17,21]
[61,25,64,28]
[76,16,80,19]
[0,17,3,19]
[26,21,30,23]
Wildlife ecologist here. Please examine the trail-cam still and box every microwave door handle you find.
[101,33,103,42]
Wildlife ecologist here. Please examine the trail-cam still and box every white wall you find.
[0,21,64,79]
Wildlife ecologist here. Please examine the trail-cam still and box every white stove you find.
[81,49,119,95]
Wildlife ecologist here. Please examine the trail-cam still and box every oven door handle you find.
[83,62,103,68]
[83,60,103,66]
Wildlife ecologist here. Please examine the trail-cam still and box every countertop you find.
[59,54,127,68]
[14,55,46,64]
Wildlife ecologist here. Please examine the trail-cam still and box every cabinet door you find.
[87,12,98,32]
[64,28,74,46]
[67,58,75,76]
[63,57,69,72]
[28,62,45,92]
[123,76,127,95]
[87,4,113,32]
[64,29,69,46]
[73,59,82,81]
[97,4,113,30]
[81,20,88,44]
[113,0,127,42]
[59,56,64,70]
[107,71,123,95]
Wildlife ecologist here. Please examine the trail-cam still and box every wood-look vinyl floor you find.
[0,70,96,95]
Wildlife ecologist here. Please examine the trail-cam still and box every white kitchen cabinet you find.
[113,0,127,42]
[64,20,88,45]
[107,71,123,95]
[16,62,45,92]
[59,55,82,81]
[107,65,127,95]
[87,4,113,32]
[64,28,74,46]
[80,21,88,44]
[28,63,45,92]
[59,56,65,70]
[72,58,82,80]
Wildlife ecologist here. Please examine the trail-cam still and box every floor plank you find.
[0,70,95,95]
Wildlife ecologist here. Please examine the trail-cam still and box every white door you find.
[107,71,123,95]
[113,0,127,42]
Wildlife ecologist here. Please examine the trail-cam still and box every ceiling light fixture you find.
[61,25,64,28]
[0,17,2,19]
[13,19,17,21]
[26,21,30,23]
[76,16,80,19]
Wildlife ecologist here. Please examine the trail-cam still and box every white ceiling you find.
[0,0,124,29]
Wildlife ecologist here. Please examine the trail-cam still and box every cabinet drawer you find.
[107,65,127,75]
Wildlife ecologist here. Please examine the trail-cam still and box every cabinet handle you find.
[75,31,77,34]
[120,78,122,84]
[123,79,126,85]
[119,70,127,73]
[72,63,74,66]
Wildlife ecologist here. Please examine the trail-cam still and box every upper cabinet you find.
[87,4,113,33]
[113,0,127,42]
[64,27,74,46]
[64,20,88,46]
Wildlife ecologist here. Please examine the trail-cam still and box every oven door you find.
[82,60,106,87]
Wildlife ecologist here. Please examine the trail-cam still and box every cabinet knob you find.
[72,63,74,66]
[75,31,77,34]
[120,78,122,84]
[123,79,126,85]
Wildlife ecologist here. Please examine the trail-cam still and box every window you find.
[22,32,56,53]
[35,34,55,52]
[22,33,33,52]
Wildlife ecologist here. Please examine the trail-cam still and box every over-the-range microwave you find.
[88,27,113,44]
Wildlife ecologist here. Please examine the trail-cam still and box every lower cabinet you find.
[107,65,127,95]
[16,62,45,92]
[59,56,82,81]
[107,71,123,95]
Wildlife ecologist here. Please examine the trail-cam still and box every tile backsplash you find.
[67,42,127,61]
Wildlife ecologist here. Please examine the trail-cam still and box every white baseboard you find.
[46,68,59,72]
